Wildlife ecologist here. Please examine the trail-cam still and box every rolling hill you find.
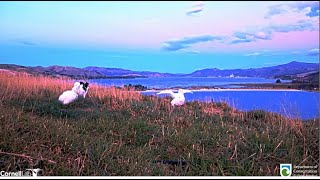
[188,61,319,79]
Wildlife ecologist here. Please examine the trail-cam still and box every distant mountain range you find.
[0,64,180,79]
[83,66,180,78]
[188,61,319,79]
[0,61,318,81]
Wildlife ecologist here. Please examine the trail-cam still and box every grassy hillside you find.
[0,72,318,176]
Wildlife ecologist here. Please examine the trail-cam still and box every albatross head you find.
[80,81,89,91]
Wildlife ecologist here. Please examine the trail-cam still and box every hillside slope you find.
[0,73,318,176]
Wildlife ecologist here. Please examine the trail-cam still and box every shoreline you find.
[141,88,307,93]
[92,81,319,93]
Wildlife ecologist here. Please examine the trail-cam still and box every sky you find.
[0,1,319,73]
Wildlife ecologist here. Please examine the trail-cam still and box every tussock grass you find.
[0,73,318,176]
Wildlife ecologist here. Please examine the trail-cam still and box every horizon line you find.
[0,60,318,75]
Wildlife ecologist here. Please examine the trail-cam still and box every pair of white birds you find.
[58,82,192,107]
[157,89,193,106]
[58,81,89,105]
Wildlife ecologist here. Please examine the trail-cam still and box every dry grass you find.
[0,73,318,176]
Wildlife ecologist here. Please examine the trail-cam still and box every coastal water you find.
[142,90,319,120]
[90,77,291,89]
[90,77,319,120]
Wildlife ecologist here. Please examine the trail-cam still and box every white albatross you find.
[157,89,193,106]
[58,82,81,105]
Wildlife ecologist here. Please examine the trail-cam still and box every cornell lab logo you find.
[0,168,42,177]
[280,164,292,177]
[26,168,42,177]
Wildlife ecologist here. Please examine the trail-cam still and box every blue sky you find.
[0,1,319,73]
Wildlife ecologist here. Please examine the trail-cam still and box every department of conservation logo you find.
[280,164,292,177]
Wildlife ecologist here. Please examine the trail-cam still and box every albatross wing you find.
[157,90,176,98]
